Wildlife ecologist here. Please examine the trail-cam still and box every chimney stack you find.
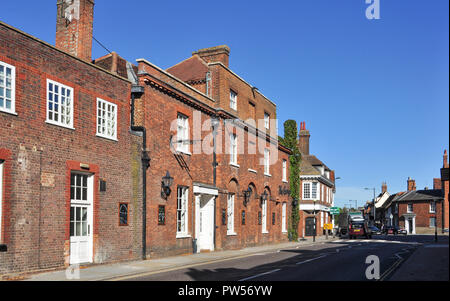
[193,45,230,68]
[56,0,95,62]
[381,182,387,193]
[407,177,416,192]
[444,150,449,168]
[433,178,442,190]
[298,121,310,155]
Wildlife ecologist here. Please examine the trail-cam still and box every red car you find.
[348,220,372,239]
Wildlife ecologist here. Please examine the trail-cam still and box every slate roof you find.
[394,189,444,202]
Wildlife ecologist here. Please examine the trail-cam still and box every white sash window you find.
[227,194,236,235]
[46,79,74,129]
[0,61,15,114]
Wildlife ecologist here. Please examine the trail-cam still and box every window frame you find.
[227,194,236,235]
[282,203,287,233]
[0,161,3,242]
[264,112,270,129]
[0,61,16,115]
[262,199,268,233]
[96,97,118,141]
[230,90,237,111]
[430,217,436,228]
[282,159,287,182]
[229,133,238,165]
[264,148,270,176]
[176,113,190,154]
[176,186,189,237]
[46,79,74,129]
[407,203,413,213]
[303,181,320,200]
[430,201,436,214]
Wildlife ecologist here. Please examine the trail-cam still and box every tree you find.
[282,120,302,241]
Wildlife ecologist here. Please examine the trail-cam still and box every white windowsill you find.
[264,173,272,177]
[248,169,257,174]
[227,232,237,236]
[282,230,288,233]
[176,234,191,239]
[282,180,288,184]
[176,149,192,156]
[229,163,240,168]
[0,109,17,116]
[96,134,118,142]
[262,230,269,234]
[45,120,75,131]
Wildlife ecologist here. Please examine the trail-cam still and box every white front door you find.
[70,173,93,265]
[196,195,215,252]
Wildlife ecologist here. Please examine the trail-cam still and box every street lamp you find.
[365,188,376,227]
[313,199,317,242]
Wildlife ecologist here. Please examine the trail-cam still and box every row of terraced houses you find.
[0,0,336,274]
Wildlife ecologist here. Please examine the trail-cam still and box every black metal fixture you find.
[292,198,298,207]
[260,190,268,207]
[242,187,252,207]
[279,185,290,196]
[161,171,174,199]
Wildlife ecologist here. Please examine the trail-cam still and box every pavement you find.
[390,240,449,281]
[22,235,334,281]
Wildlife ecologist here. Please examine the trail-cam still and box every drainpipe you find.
[212,117,220,249]
[131,85,150,260]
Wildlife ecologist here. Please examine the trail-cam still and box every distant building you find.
[376,150,449,234]
[297,122,336,237]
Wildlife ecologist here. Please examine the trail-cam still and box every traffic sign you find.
[330,207,340,215]
[324,223,333,230]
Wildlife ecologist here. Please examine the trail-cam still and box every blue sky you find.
[1,1,448,208]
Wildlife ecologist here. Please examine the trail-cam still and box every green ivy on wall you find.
[282,120,301,241]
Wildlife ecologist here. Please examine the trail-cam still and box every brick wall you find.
[0,23,143,274]
[398,201,443,234]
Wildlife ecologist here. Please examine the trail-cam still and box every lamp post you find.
[365,188,376,227]
[313,199,317,242]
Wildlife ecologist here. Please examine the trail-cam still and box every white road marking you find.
[238,269,281,281]
[296,254,328,265]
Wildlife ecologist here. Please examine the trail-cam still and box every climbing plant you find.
[282,120,301,241]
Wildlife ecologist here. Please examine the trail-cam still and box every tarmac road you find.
[117,235,430,281]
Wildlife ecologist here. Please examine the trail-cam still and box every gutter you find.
[130,84,150,260]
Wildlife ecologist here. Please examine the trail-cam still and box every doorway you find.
[69,173,93,265]
[305,217,316,237]
[195,194,215,252]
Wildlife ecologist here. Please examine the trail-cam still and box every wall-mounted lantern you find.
[292,198,298,208]
[260,190,268,207]
[242,187,252,207]
[161,171,174,200]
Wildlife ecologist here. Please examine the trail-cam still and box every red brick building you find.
[0,1,144,274]
[296,122,336,237]
[378,151,450,234]
[134,44,293,258]
[0,0,293,274]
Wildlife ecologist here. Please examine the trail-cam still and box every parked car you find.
[383,226,407,235]
[348,219,372,239]
[369,226,382,235]
[397,227,407,235]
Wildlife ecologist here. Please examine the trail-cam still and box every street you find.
[113,235,447,281]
